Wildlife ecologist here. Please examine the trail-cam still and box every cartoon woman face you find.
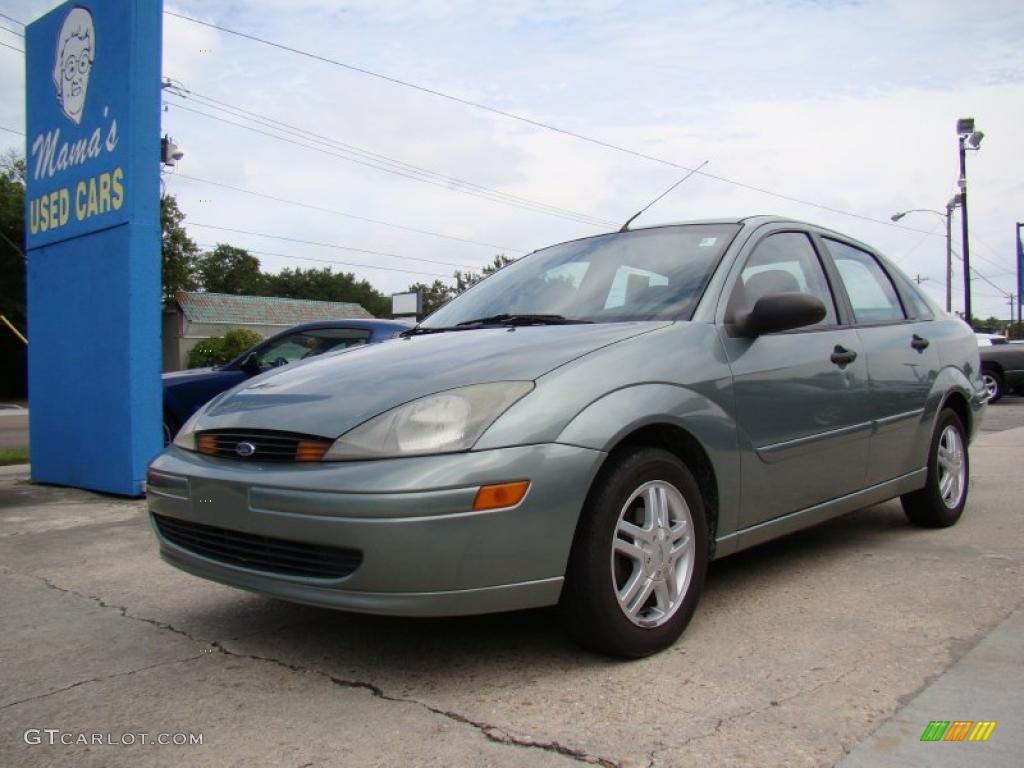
[52,6,94,125]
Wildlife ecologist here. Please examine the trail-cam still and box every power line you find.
[0,23,24,38]
[164,10,969,238]
[0,40,23,53]
[193,241,452,280]
[0,125,24,136]
[187,222,482,270]
[169,172,526,253]
[164,99,613,228]
[0,12,24,26]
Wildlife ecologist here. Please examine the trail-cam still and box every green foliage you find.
[0,150,26,331]
[222,327,263,358]
[263,267,390,316]
[971,316,1008,334]
[0,446,29,466]
[161,195,199,303]
[187,328,263,369]
[197,244,264,295]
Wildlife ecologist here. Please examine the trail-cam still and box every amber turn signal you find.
[472,481,530,511]
[296,439,331,462]
[197,434,218,456]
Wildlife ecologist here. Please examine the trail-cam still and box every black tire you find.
[559,447,709,658]
[981,368,1003,403]
[901,409,969,528]
[163,413,180,446]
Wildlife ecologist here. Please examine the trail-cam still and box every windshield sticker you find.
[699,237,718,247]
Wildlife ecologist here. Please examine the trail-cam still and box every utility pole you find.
[1016,222,1023,334]
[956,118,983,327]
[913,274,929,285]
[945,196,961,313]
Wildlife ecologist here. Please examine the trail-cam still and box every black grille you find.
[153,513,362,579]
[196,429,327,461]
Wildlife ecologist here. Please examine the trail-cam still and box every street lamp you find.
[957,117,984,326]
[891,196,962,313]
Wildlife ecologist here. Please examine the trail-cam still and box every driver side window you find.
[728,232,838,327]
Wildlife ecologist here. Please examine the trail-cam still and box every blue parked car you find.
[162,318,410,444]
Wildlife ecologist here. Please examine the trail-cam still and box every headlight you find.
[323,381,534,460]
[171,406,205,451]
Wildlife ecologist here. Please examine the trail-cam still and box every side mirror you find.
[240,352,262,375]
[737,293,826,337]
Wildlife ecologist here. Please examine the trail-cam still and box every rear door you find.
[819,237,941,484]
[720,229,871,528]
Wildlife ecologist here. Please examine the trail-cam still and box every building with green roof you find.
[163,291,374,371]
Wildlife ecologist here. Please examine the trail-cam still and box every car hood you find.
[197,321,669,437]
[162,367,223,386]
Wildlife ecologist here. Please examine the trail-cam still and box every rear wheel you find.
[901,408,968,528]
[981,368,1003,403]
[560,448,709,658]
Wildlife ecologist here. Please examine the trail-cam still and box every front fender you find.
[555,383,741,549]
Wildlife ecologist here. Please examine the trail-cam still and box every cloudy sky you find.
[2,0,1022,319]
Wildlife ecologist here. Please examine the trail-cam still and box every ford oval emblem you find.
[235,441,256,457]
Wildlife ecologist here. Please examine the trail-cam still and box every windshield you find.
[423,224,739,327]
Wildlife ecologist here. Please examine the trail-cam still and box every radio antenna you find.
[618,160,709,232]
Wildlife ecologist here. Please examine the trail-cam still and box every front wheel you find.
[559,448,709,658]
[901,408,969,528]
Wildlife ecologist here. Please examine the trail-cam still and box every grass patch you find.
[0,446,29,466]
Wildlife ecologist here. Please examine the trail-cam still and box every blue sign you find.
[25,1,162,496]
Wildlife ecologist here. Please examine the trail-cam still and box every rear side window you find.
[888,270,935,320]
[825,239,906,324]
[729,232,838,327]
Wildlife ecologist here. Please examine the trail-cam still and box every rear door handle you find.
[831,345,858,366]
[911,334,930,351]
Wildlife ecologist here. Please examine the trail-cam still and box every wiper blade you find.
[400,314,592,337]
[454,313,592,327]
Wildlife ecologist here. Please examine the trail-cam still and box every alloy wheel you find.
[610,480,696,628]
[936,424,965,509]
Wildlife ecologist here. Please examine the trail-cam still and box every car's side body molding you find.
[717,467,927,556]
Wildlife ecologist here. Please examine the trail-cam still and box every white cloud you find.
[3,0,1022,317]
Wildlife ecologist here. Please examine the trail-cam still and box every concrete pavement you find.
[1,404,1022,767]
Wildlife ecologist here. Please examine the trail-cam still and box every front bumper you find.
[147,443,605,616]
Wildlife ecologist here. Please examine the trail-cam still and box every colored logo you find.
[53,5,94,125]
[920,721,997,742]
[235,442,256,457]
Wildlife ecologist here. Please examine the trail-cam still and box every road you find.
[1,401,1022,767]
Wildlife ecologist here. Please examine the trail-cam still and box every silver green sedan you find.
[148,216,985,657]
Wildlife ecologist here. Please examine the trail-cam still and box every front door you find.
[721,231,871,528]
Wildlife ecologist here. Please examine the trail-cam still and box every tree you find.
[197,244,264,295]
[160,195,199,303]
[263,267,390,316]
[406,279,456,316]
[0,150,27,397]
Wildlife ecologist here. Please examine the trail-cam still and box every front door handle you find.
[911,334,930,351]
[831,345,858,366]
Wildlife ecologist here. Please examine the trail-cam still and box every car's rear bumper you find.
[146,443,605,616]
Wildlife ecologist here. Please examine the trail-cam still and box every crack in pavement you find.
[0,656,200,712]
[7,569,620,768]
[207,641,619,767]
[646,665,861,765]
